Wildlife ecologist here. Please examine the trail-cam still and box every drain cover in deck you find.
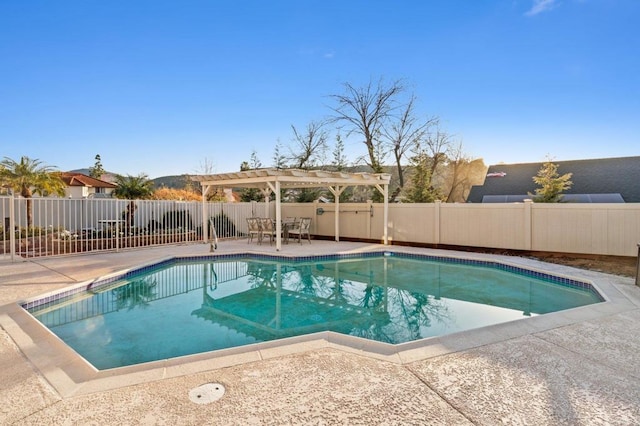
[189,383,225,404]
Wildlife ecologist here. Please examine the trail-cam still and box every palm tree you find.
[0,156,65,227]
[113,174,154,199]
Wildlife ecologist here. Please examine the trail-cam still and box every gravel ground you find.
[493,250,637,278]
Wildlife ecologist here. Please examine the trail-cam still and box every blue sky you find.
[1,0,638,178]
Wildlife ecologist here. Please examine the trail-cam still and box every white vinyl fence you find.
[281,200,640,257]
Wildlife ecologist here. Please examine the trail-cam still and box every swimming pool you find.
[23,252,603,370]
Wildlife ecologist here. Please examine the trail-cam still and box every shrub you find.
[208,213,237,238]
[161,210,193,230]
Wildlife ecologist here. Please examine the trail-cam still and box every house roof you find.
[467,156,640,203]
[60,172,117,189]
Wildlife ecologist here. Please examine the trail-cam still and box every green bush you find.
[161,210,194,230]
[209,213,237,238]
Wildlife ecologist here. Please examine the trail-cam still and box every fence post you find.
[115,199,121,253]
[202,196,208,243]
[311,199,320,239]
[434,200,441,245]
[636,243,640,286]
[524,199,533,251]
[9,192,16,261]
[366,200,372,240]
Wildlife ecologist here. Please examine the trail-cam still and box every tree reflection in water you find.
[391,290,451,341]
[359,284,385,309]
[247,262,336,298]
[244,259,453,344]
[246,262,279,289]
[289,264,336,297]
[112,277,158,310]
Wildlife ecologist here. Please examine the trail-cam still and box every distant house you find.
[467,156,640,203]
[59,172,117,198]
[222,188,241,203]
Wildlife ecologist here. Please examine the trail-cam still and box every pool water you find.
[27,254,602,370]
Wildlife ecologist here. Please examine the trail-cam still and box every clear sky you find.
[1,0,638,178]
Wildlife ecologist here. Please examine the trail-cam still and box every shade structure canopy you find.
[192,168,391,250]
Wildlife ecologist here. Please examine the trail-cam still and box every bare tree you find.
[382,95,439,201]
[423,127,453,180]
[289,121,328,169]
[441,142,486,202]
[402,127,454,203]
[328,78,404,173]
[406,133,485,203]
[186,157,216,198]
[198,157,216,175]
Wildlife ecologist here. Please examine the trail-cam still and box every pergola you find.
[192,168,391,250]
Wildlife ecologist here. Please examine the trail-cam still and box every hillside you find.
[151,174,194,189]
[69,168,191,189]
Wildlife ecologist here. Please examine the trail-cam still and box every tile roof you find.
[467,156,640,203]
[59,172,117,189]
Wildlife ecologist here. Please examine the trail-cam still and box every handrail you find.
[208,218,218,252]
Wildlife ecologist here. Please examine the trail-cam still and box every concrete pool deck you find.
[1,240,639,425]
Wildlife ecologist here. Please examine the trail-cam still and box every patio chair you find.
[246,217,262,244]
[282,217,298,244]
[260,218,278,245]
[284,216,297,224]
[288,217,311,244]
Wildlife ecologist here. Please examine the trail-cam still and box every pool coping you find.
[1,246,637,398]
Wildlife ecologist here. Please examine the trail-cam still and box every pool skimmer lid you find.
[189,383,225,404]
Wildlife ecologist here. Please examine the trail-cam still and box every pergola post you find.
[275,180,282,250]
[383,183,389,245]
[328,185,346,242]
[265,181,283,250]
[261,188,271,217]
[376,183,389,245]
[334,186,340,242]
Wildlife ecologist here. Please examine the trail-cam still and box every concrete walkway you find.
[1,240,639,425]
